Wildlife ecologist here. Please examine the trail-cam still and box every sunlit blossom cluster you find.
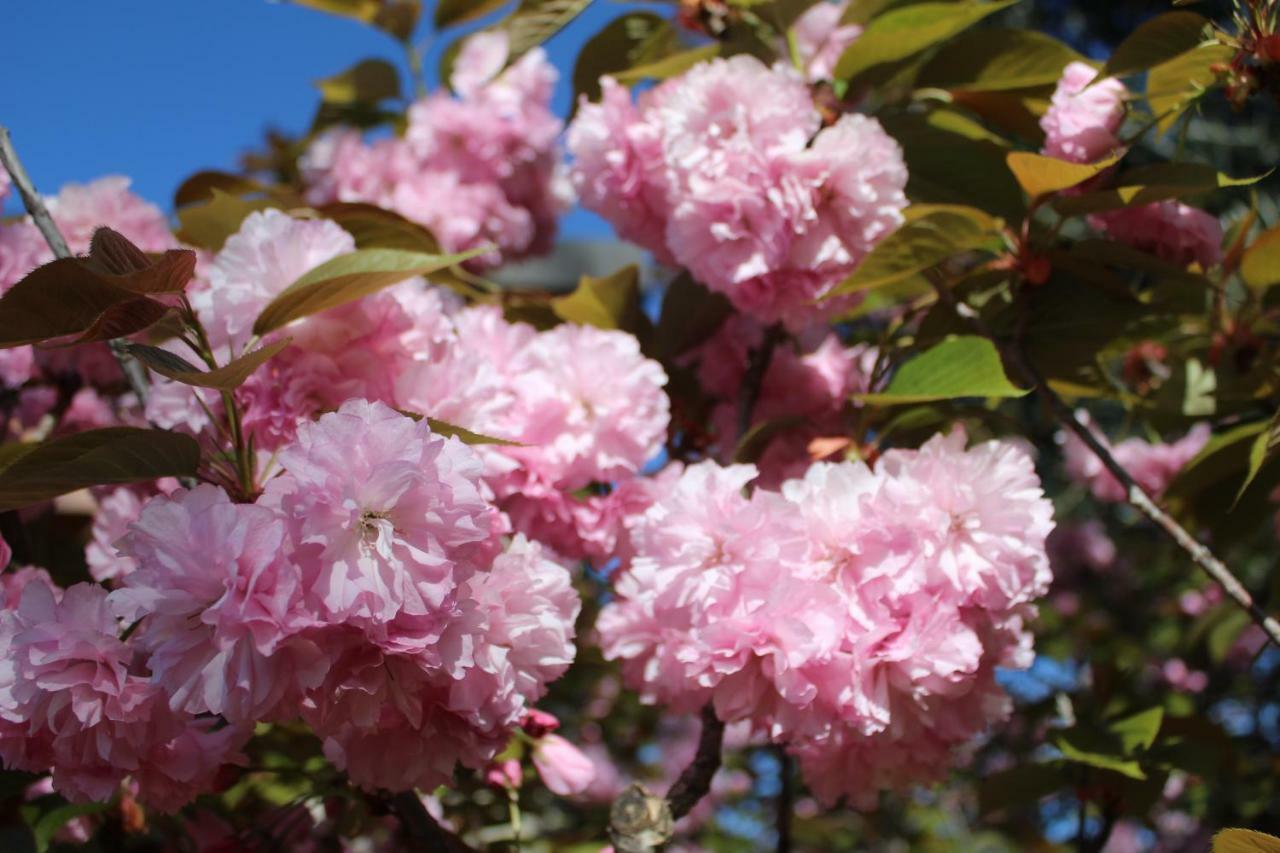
[300,31,570,267]
[567,54,908,325]
[3,401,581,805]
[598,430,1054,806]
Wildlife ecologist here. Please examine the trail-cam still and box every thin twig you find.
[0,126,151,404]
[738,324,784,439]
[774,746,793,853]
[927,275,1280,649]
[389,790,474,853]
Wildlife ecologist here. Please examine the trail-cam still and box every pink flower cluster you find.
[399,305,671,563]
[1041,63,1223,268]
[1061,414,1210,503]
[8,401,581,803]
[0,176,176,394]
[568,55,907,326]
[690,315,877,487]
[300,31,569,267]
[0,579,248,812]
[597,430,1054,807]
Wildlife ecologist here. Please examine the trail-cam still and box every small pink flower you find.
[484,758,523,790]
[1041,62,1127,163]
[532,734,596,796]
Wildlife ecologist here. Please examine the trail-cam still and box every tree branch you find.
[927,276,1280,649]
[774,746,793,853]
[389,790,475,853]
[0,126,151,404]
[609,703,725,852]
[738,324,784,438]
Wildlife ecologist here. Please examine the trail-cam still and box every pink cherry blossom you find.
[1061,415,1210,502]
[791,1,862,82]
[111,485,324,722]
[1089,200,1224,268]
[1041,61,1128,163]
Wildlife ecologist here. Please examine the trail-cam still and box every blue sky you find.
[0,1,655,236]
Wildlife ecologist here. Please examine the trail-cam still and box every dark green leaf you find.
[917,28,1083,91]
[1241,223,1280,291]
[1054,162,1267,216]
[435,0,510,28]
[613,44,721,84]
[978,763,1065,816]
[827,205,1003,296]
[572,13,676,108]
[1103,11,1210,78]
[506,0,593,58]
[316,58,402,104]
[651,273,732,361]
[0,428,201,511]
[1146,43,1231,132]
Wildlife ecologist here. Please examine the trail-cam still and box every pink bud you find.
[532,734,596,796]
[484,758,523,790]
[521,708,560,738]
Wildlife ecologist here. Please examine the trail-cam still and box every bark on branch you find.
[928,276,1280,649]
[389,790,475,853]
[609,704,725,852]
[0,126,151,404]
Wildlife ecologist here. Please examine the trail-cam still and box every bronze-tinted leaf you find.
[316,58,402,104]
[127,338,292,390]
[0,428,201,511]
[0,259,142,348]
[54,298,172,347]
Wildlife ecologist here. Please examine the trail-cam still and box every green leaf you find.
[316,58,401,104]
[0,259,161,348]
[1054,162,1267,216]
[1241,223,1280,291]
[0,428,201,511]
[506,0,593,58]
[293,0,421,41]
[253,247,485,335]
[881,113,1026,221]
[176,189,279,252]
[1213,829,1280,853]
[1006,151,1123,199]
[1103,11,1210,78]
[435,0,509,28]
[572,13,676,108]
[1236,411,1280,502]
[651,273,732,360]
[612,44,721,84]
[827,205,1003,296]
[834,0,1020,84]
[127,338,292,390]
[552,265,646,331]
[1146,43,1231,133]
[317,202,442,253]
[917,28,1083,91]
[858,335,1027,403]
[1110,707,1164,753]
[1053,730,1147,780]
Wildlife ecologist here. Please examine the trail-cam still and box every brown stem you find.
[928,276,1280,649]
[0,126,151,405]
[668,704,726,820]
[774,746,792,853]
[738,324,784,439]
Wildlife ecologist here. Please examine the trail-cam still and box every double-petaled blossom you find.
[790,1,862,82]
[398,306,671,563]
[300,31,569,267]
[1041,61,1127,164]
[597,430,1053,806]
[569,55,907,326]
[0,581,248,811]
[1061,414,1211,503]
